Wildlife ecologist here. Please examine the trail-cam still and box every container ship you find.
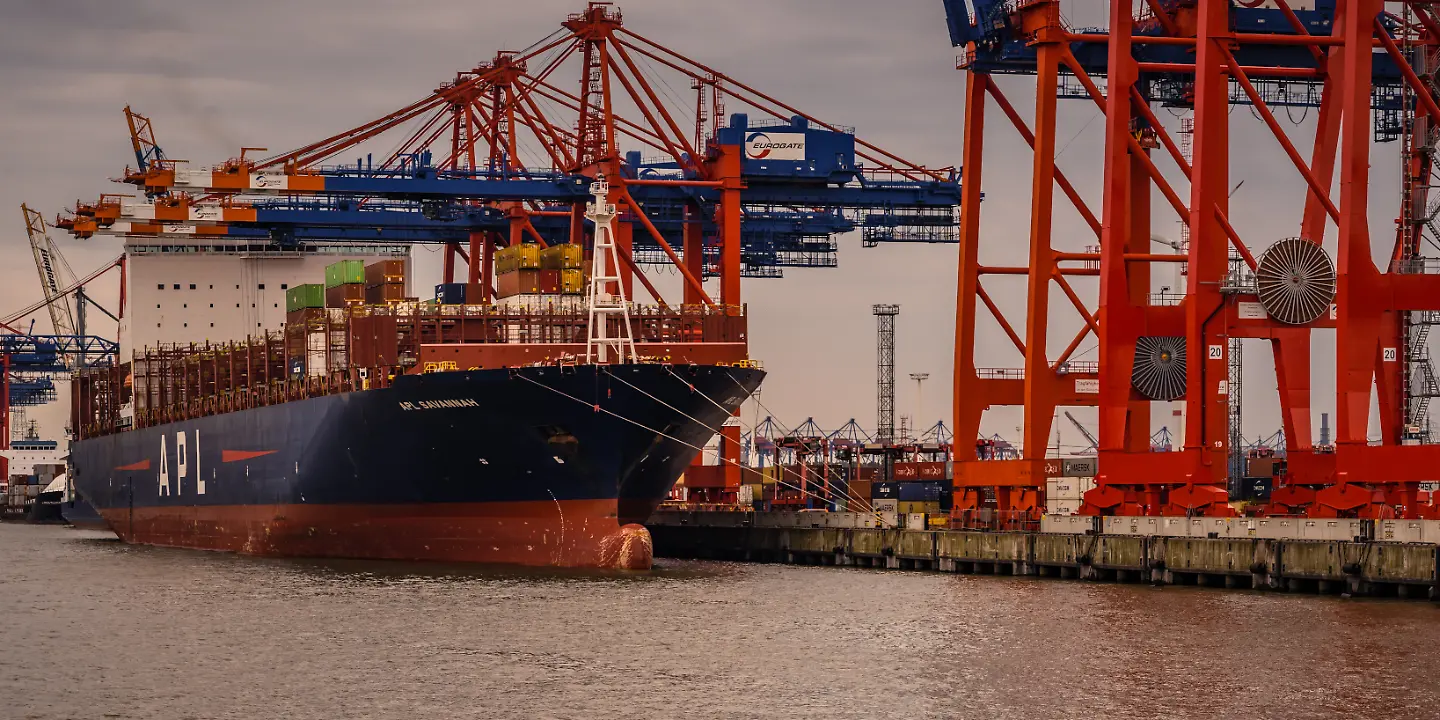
[68,233,761,570]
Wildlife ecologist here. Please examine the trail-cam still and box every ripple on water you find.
[3,524,1440,720]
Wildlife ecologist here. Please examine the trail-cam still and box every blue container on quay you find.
[896,480,946,502]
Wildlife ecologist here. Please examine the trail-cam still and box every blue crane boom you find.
[943,0,1407,135]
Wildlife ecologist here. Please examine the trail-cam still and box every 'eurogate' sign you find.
[744,131,806,161]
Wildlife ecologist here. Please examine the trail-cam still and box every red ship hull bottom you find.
[99,500,654,570]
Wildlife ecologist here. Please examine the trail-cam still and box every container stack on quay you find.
[1,449,64,517]
[871,480,951,516]
[1233,448,1280,503]
[1043,457,1097,515]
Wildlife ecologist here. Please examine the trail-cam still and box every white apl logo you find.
[159,430,205,496]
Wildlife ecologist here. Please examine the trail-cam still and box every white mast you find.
[585,176,636,364]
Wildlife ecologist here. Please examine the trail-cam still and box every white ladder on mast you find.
[585,175,636,365]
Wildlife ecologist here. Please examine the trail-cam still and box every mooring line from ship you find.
[514,373,867,521]
[608,366,871,515]
[712,368,880,516]
[652,366,879,519]
[648,366,877,517]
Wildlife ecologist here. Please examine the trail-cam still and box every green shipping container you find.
[285,284,326,313]
[325,260,365,288]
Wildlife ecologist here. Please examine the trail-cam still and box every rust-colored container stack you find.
[323,260,366,309]
[495,243,541,299]
[363,259,407,305]
[325,283,364,308]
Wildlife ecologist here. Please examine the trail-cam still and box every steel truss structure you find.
[945,0,1440,519]
[69,4,961,291]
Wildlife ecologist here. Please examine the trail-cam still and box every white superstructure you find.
[119,241,410,357]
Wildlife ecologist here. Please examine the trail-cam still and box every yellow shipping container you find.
[761,466,779,484]
[541,243,584,270]
[560,269,585,294]
[497,244,542,274]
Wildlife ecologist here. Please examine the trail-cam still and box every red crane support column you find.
[480,231,496,303]
[709,145,743,491]
[1333,0,1383,460]
[466,230,484,286]
[1175,0,1235,513]
[1089,0,1155,516]
[1015,31,1062,516]
[683,202,705,306]
[443,246,457,284]
[1320,0,1440,517]
[951,69,988,513]
[713,144,743,310]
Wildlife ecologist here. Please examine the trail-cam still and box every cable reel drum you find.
[1255,237,1336,325]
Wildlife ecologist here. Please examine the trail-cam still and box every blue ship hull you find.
[60,494,109,532]
[70,364,762,568]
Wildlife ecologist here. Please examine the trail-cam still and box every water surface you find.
[2,523,1437,719]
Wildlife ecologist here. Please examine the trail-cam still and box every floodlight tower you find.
[874,304,900,444]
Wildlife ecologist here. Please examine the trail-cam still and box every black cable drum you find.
[1131,336,1187,401]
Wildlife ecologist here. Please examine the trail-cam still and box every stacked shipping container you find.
[495,243,585,300]
[364,259,407,305]
[1043,457,1098,515]
[323,260,366,308]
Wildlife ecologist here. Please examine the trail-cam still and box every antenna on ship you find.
[584,175,636,365]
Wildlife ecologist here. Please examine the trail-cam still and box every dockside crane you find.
[110,3,962,299]
[123,105,166,196]
[21,205,76,340]
[944,0,1440,520]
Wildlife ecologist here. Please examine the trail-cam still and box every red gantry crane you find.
[945,0,1440,521]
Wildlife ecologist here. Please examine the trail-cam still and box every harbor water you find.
[2,522,1438,719]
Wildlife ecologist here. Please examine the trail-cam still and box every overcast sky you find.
[0,0,1410,453]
